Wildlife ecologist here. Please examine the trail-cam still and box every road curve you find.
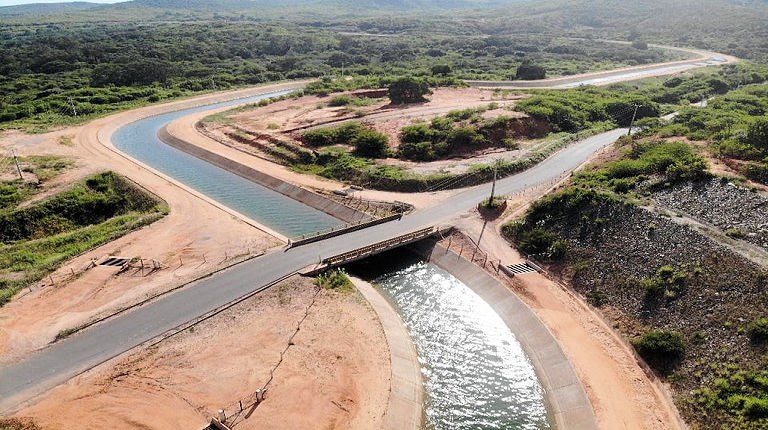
[0,112,625,410]
[2,42,723,410]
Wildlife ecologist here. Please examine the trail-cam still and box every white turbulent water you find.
[376,262,551,430]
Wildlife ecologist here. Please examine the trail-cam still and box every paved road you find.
[0,41,736,414]
[0,125,626,409]
[466,45,734,89]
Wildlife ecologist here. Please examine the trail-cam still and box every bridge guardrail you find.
[319,226,436,268]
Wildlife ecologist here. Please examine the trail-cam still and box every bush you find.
[398,141,437,161]
[743,397,768,419]
[632,329,685,373]
[388,77,431,104]
[400,123,436,144]
[748,318,768,344]
[315,268,354,293]
[431,64,452,76]
[642,265,689,300]
[448,126,486,147]
[328,95,353,106]
[516,61,546,80]
[743,116,768,152]
[303,122,366,147]
[352,129,389,158]
[518,228,556,256]
[745,162,768,185]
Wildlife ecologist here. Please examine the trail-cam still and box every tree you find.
[515,61,546,80]
[352,129,389,158]
[388,77,431,104]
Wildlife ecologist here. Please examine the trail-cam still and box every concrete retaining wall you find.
[412,241,597,430]
[158,126,372,225]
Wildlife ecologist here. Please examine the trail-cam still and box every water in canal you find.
[354,253,551,430]
[112,91,344,238]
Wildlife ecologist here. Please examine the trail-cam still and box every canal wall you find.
[412,240,598,430]
[158,125,373,226]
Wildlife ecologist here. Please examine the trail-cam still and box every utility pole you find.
[627,104,640,136]
[11,149,23,180]
[488,160,498,205]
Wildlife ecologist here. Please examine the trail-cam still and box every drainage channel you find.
[114,90,554,429]
[112,90,344,238]
[350,253,552,430]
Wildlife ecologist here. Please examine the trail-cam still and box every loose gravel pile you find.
[531,194,767,428]
[654,178,768,249]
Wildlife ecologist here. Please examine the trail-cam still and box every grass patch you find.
[315,268,355,294]
[18,155,75,181]
[0,172,167,306]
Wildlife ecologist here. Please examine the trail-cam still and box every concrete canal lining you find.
[158,125,373,225]
[414,241,597,430]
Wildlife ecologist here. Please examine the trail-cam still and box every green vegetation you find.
[632,329,686,374]
[641,265,690,300]
[693,366,768,425]
[621,64,768,186]
[0,155,74,209]
[571,139,708,195]
[398,106,541,161]
[0,172,167,306]
[387,76,432,104]
[515,61,546,80]
[502,77,768,428]
[352,128,389,158]
[748,318,768,344]
[0,3,701,131]
[303,122,367,147]
[315,268,355,293]
[516,86,660,132]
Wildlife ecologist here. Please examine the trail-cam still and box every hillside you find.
[0,2,100,16]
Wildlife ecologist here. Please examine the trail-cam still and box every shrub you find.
[518,228,556,256]
[743,116,768,152]
[352,129,389,158]
[748,318,768,344]
[586,289,609,307]
[516,61,546,80]
[303,128,339,147]
[632,329,685,373]
[743,397,768,419]
[745,162,768,185]
[328,95,353,106]
[303,122,366,147]
[548,239,568,260]
[725,228,747,239]
[400,123,435,144]
[642,265,689,300]
[448,126,486,147]
[398,141,437,161]
[388,77,431,104]
[431,64,452,76]
[315,269,354,293]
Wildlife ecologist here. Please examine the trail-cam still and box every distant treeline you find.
[0,20,682,129]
